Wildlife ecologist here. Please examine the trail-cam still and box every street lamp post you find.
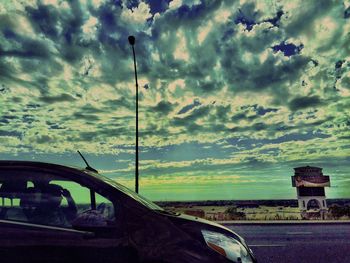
[128,35,139,193]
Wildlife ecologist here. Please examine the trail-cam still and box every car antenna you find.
[77,150,98,173]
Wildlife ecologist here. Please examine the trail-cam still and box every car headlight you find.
[201,230,253,263]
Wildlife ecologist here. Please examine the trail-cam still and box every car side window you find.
[95,192,115,221]
[0,171,115,229]
[51,180,116,227]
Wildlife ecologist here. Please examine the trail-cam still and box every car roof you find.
[0,160,119,191]
[0,160,85,171]
[0,160,92,179]
[0,160,114,193]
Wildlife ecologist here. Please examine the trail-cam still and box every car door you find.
[0,219,97,263]
[0,167,137,263]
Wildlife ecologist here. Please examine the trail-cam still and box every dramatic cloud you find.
[0,0,349,200]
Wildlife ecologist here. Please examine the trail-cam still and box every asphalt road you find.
[225,223,350,263]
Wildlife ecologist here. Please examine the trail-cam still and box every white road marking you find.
[286,232,313,235]
[250,244,286,247]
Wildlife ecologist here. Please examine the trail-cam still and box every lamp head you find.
[128,35,135,46]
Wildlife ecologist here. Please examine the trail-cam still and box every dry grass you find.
[165,205,303,220]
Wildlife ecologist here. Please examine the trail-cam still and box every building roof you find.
[294,165,322,170]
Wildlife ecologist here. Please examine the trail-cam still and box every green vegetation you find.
[225,206,246,220]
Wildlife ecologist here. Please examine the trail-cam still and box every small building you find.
[291,166,330,219]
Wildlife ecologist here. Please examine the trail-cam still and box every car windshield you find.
[86,170,163,211]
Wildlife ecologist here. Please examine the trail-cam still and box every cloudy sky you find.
[0,0,349,201]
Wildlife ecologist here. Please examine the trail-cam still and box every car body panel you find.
[0,220,135,263]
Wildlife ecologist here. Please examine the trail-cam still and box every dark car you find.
[0,161,256,263]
